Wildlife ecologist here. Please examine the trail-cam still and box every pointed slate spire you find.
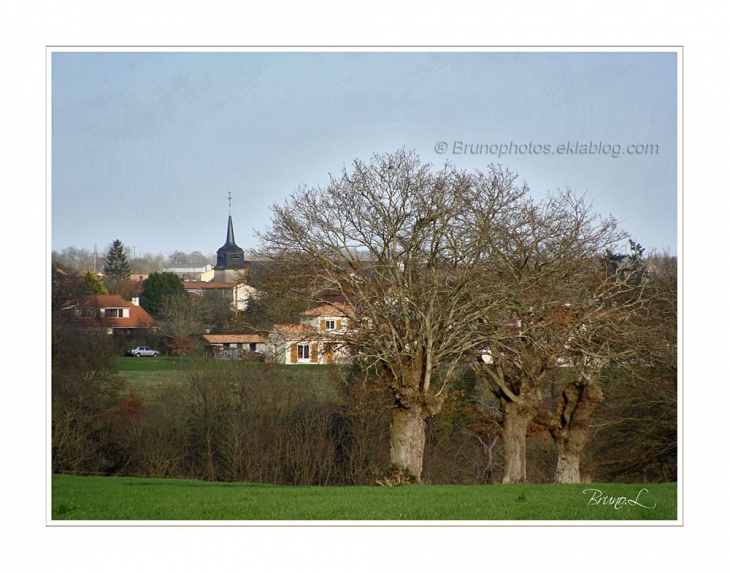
[228,215,237,244]
[215,194,245,270]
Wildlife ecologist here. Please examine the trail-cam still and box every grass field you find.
[116,356,344,399]
[117,356,189,371]
[51,474,677,521]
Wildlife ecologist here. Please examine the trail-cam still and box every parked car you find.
[127,346,160,357]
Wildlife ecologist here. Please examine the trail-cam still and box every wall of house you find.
[264,334,289,364]
[199,269,215,282]
[232,284,256,311]
[213,268,245,283]
[265,337,349,365]
[300,314,346,332]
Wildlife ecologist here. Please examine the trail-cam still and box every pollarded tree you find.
[469,193,649,483]
[258,150,526,480]
[546,240,653,483]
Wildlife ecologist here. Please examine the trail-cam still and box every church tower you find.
[214,193,246,282]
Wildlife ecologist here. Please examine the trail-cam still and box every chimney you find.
[131,296,140,306]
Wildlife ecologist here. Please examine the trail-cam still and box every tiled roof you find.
[204,334,266,344]
[79,295,134,308]
[126,305,156,328]
[300,302,352,316]
[182,282,237,289]
[79,301,155,329]
[272,324,317,337]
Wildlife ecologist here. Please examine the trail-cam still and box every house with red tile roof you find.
[267,302,352,364]
[77,295,156,335]
[203,333,267,359]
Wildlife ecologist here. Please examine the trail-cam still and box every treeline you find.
[52,326,676,485]
[52,246,215,275]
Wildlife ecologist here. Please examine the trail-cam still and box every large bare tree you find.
[469,196,650,483]
[258,150,526,480]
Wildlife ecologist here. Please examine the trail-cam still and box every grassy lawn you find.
[117,357,343,399]
[51,474,677,521]
[117,355,213,372]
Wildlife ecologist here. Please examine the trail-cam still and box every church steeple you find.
[215,193,245,270]
[225,214,236,246]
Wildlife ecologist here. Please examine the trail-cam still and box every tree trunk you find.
[551,378,604,483]
[501,401,534,483]
[554,443,581,484]
[390,404,427,481]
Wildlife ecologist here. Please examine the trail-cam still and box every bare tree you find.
[470,194,650,483]
[258,150,527,480]
[159,292,203,357]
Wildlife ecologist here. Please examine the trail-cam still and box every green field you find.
[117,355,190,372]
[116,357,343,398]
[51,474,677,521]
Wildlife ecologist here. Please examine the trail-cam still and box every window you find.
[325,320,336,330]
[297,344,310,360]
[104,308,120,318]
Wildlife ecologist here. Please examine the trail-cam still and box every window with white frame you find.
[297,344,310,360]
[325,319,336,330]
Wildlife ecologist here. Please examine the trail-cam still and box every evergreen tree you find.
[140,272,186,317]
[82,270,108,295]
[104,240,131,280]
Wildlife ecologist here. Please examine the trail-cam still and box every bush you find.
[375,464,418,486]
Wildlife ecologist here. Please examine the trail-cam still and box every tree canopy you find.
[140,271,186,317]
[259,149,661,482]
[259,150,532,478]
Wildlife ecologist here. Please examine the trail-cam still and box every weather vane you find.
[228,191,232,215]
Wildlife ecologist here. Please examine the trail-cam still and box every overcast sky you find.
[51,49,678,258]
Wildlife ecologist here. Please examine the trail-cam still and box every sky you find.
[51,49,678,258]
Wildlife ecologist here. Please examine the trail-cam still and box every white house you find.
[182,281,256,311]
[267,302,352,365]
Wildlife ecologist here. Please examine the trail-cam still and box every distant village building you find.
[267,302,352,365]
[182,280,255,312]
[214,206,247,284]
[203,333,266,360]
[76,295,155,335]
[173,197,257,311]
[162,265,214,282]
